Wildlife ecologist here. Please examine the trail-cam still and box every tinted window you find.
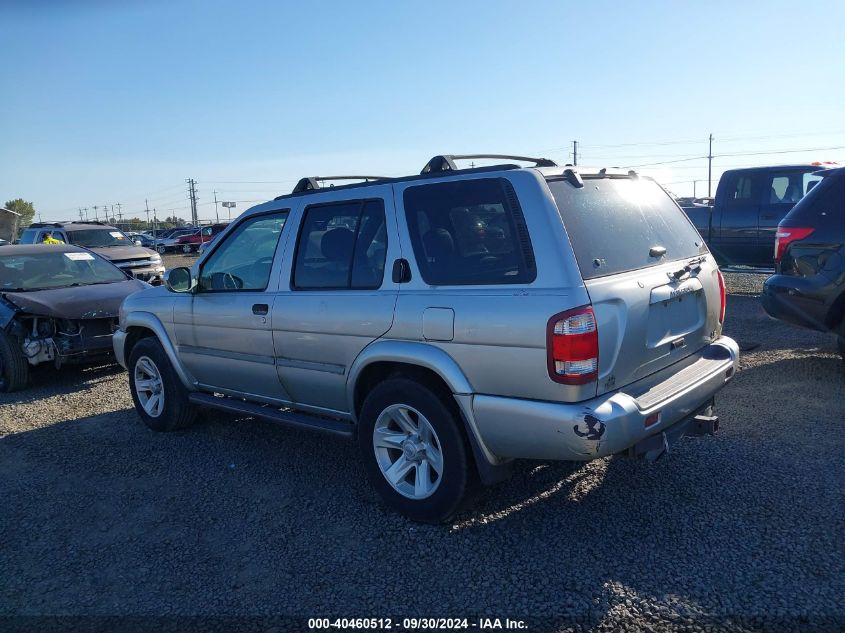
[293,200,387,290]
[731,175,754,203]
[548,177,706,280]
[67,229,131,247]
[784,173,845,226]
[403,178,536,286]
[199,212,287,291]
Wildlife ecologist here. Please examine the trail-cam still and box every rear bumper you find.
[471,336,739,461]
[761,275,828,332]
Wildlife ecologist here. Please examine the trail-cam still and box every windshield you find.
[67,228,132,248]
[547,176,707,280]
[0,251,127,291]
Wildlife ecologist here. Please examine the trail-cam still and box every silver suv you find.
[114,154,739,522]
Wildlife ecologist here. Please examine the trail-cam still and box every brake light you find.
[717,270,726,324]
[547,306,598,385]
[774,226,814,262]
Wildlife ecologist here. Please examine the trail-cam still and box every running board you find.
[188,392,355,438]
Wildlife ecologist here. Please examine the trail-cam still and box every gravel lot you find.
[1,271,843,630]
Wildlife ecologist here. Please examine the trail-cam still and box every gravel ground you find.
[1,272,843,631]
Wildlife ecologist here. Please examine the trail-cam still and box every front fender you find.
[118,311,197,390]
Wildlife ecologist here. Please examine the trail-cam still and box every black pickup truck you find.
[682,165,827,268]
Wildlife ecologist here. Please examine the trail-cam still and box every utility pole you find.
[572,140,578,166]
[116,202,123,223]
[707,133,714,198]
[213,190,219,223]
[187,178,198,226]
[92,205,99,221]
[78,208,84,222]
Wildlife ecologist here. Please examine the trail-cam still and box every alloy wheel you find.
[373,404,444,499]
[134,355,165,418]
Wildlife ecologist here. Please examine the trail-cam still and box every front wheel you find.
[358,378,470,523]
[128,337,197,431]
[0,332,29,392]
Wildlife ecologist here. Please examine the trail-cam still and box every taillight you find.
[717,269,726,324]
[547,306,598,385]
[774,226,814,262]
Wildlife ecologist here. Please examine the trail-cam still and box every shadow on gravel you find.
[0,362,124,406]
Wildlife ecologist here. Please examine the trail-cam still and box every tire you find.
[0,332,29,392]
[156,245,166,254]
[358,378,470,523]
[181,244,194,254]
[128,337,197,431]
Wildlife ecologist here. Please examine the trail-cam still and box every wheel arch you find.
[121,312,196,390]
[347,341,511,482]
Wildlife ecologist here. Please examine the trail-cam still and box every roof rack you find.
[291,176,389,194]
[421,154,558,174]
[28,222,64,228]
[68,220,107,225]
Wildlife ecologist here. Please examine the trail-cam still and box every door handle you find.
[252,303,269,316]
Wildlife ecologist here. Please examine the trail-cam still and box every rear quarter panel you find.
[388,169,593,402]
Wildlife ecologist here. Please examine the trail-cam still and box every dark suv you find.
[19,221,165,284]
[762,167,845,357]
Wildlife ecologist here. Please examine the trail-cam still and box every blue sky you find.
[2,0,844,222]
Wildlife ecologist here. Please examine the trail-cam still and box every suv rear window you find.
[403,178,536,285]
[547,176,706,280]
[782,172,844,226]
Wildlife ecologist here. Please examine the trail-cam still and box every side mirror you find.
[164,267,196,293]
[134,240,143,246]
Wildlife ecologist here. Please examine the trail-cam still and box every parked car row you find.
[682,163,833,269]
[18,221,165,284]
[6,155,839,523]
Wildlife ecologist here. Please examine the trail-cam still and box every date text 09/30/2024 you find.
[308,618,528,630]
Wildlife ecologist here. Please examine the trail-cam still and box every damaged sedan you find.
[0,244,148,391]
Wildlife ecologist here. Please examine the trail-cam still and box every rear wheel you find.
[128,337,197,431]
[358,378,470,523]
[0,332,29,392]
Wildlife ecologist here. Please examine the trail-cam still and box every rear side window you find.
[764,169,819,204]
[403,178,536,285]
[293,199,387,290]
[548,177,706,280]
[784,174,845,226]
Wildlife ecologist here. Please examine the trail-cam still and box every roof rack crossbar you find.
[292,176,389,194]
[421,154,558,174]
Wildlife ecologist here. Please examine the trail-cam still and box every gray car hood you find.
[2,279,148,319]
[90,245,157,261]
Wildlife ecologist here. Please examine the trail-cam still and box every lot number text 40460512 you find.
[307,617,528,630]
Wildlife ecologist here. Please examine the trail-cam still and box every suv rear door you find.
[547,175,721,397]
[272,185,399,414]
